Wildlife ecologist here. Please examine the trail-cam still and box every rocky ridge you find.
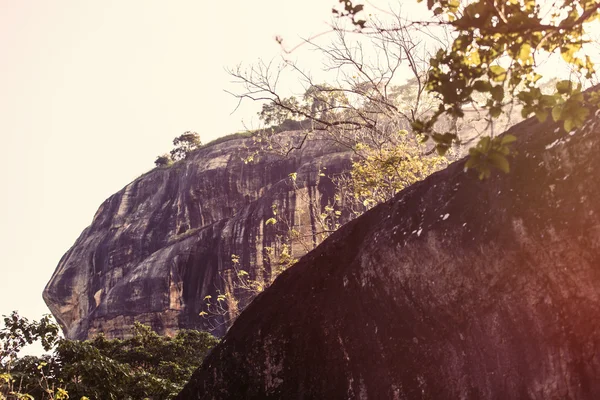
[43,132,353,339]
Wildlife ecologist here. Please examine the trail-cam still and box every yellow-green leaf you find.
[518,43,532,63]
[489,65,506,82]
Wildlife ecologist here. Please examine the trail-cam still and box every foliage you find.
[154,154,173,168]
[1,312,65,400]
[55,323,217,400]
[259,97,303,126]
[229,16,464,190]
[201,131,254,148]
[154,131,202,168]
[302,84,349,120]
[335,0,600,175]
[338,130,449,214]
[201,215,300,332]
[170,131,202,162]
[1,313,218,400]
[0,312,59,369]
[464,134,517,179]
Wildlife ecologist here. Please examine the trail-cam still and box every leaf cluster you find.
[338,130,449,213]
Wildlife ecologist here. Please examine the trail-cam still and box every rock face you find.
[43,132,353,339]
[176,111,600,399]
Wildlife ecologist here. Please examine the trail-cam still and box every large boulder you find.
[177,111,600,399]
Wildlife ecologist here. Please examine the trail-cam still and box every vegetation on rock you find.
[170,132,202,162]
[154,131,202,167]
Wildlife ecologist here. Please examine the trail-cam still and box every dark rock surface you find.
[43,132,353,339]
[176,111,600,399]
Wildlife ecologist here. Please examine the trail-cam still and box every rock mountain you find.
[43,132,353,339]
[176,110,600,399]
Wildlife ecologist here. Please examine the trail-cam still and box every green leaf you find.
[535,109,548,122]
[464,157,476,170]
[564,118,573,132]
[466,50,481,65]
[551,105,563,122]
[490,85,504,102]
[479,167,491,180]
[478,136,491,152]
[500,134,517,145]
[473,80,492,92]
[265,217,277,226]
[488,153,510,173]
[490,106,502,118]
[448,0,460,11]
[539,94,557,108]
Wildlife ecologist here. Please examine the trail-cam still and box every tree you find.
[229,22,444,156]
[258,97,302,126]
[0,312,60,370]
[170,131,202,162]
[333,0,600,175]
[56,323,218,400]
[1,312,63,400]
[155,153,173,168]
[1,313,218,400]
[302,84,349,120]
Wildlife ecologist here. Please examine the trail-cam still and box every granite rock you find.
[177,111,600,399]
[43,132,353,339]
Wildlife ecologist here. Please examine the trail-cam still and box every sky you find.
[1,0,598,331]
[0,0,347,323]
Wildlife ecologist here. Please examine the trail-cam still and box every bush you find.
[155,153,173,167]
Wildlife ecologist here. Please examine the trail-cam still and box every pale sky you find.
[1,0,597,329]
[0,0,342,322]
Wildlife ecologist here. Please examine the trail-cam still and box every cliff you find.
[43,132,353,339]
[176,110,600,399]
